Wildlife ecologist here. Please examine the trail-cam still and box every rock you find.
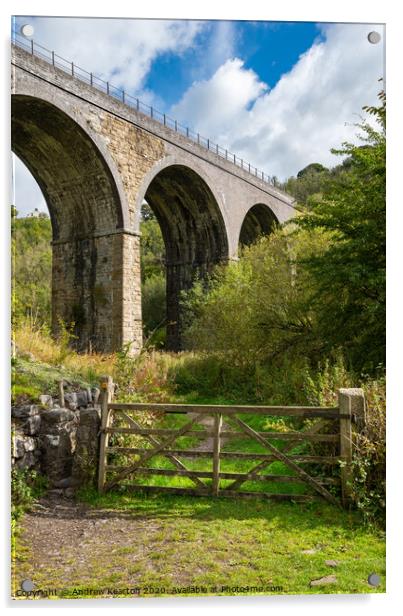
[79,407,101,425]
[15,451,37,469]
[53,476,79,488]
[39,394,53,408]
[64,487,75,498]
[22,415,41,436]
[71,407,101,485]
[41,408,76,424]
[325,560,339,568]
[302,549,317,555]
[91,388,100,405]
[64,392,77,409]
[12,404,40,419]
[23,437,36,452]
[12,435,26,458]
[48,489,64,497]
[42,434,60,447]
[309,575,337,587]
[76,390,90,408]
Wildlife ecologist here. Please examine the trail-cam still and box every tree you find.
[12,209,52,326]
[294,91,386,373]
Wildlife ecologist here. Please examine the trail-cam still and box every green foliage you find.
[141,273,166,345]
[11,468,48,520]
[55,317,78,362]
[350,377,386,527]
[297,162,328,178]
[140,203,167,342]
[182,228,329,370]
[12,210,52,327]
[294,91,386,373]
[140,203,165,282]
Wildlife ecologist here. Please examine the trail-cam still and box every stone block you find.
[12,435,26,458]
[39,394,53,408]
[12,404,40,419]
[42,434,60,447]
[22,415,41,436]
[15,452,37,469]
[41,408,76,424]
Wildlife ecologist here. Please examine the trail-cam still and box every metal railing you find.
[11,30,274,185]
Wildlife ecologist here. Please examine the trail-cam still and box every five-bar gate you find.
[97,376,366,508]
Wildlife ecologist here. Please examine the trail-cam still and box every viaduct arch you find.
[11,42,295,354]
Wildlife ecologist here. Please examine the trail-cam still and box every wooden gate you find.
[97,377,365,508]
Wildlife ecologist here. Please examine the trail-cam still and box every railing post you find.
[31,39,34,55]
[122,90,125,103]
[71,62,74,76]
[175,120,177,131]
[212,412,223,496]
[106,82,109,95]
[338,388,365,507]
[186,127,189,137]
[136,98,139,111]
[52,51,55,66]
[90,72,93,86]
[97,375,114,492]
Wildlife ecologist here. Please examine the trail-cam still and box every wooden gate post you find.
[212,413,223,496]
[338,388,366,507]
[97,375,114,492]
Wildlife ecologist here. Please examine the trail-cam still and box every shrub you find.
[350,377,386,526]
[11,468,48,520]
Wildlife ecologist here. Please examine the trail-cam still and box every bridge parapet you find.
[11,32,293,207]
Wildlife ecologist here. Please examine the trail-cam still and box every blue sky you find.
[144,21,324,107]
[12,17,383,215]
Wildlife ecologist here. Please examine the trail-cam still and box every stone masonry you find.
[11,43,295,353]
[12,389,101,490]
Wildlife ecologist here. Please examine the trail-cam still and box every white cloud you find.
[171,23,385,179]
[12,21,385,216]
[14,17,204,94]
[12,17,207,216]
[171,58,267,139]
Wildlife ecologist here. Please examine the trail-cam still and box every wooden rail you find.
[97,378,366,508]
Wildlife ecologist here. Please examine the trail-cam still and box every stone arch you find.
[11,94,128,240]
[138,160,229,350]
[11,94,130,352]
[238,202,279,247]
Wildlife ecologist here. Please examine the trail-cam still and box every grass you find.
[13,321,116,402]
[106,404,336,497]
[12,323,385,598]
[13,488,386,598]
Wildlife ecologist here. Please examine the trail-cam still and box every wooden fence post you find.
[97,375,114,492]
[212,413,223,496]
[58,380,65,408]
[338,388,366,507]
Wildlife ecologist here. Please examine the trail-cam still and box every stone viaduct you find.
[11,40,295,354]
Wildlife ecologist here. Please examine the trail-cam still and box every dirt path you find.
[13,493,173,596]
[187,412,231,453]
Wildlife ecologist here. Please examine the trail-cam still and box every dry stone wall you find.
[12,391,101,493]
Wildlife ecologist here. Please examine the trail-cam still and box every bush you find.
[141,273,166,345]
[351,377,386,526]
[11,468,48,520]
